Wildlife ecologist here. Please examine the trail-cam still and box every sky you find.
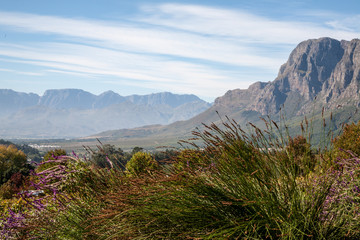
[0,0,359,102]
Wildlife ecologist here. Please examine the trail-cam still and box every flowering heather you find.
[0,156,77,239]
[321,152,360,225]
[0,209,26,239]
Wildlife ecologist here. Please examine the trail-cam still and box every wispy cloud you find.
[0,3,359,100]
[0,66,43,76]
[139,4,359,43]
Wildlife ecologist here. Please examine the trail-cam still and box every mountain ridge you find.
[212,37,360,117]
[0,89,211,138]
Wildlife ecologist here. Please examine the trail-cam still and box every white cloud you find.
[0,10,284,69]
[0,66,43,76]
[0,4,359,100]
[139,3,359,43]
[0,68,13,72]
[0,42,242,98]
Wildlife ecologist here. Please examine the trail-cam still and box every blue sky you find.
[0,0,359,101]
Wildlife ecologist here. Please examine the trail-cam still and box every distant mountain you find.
[93,91,126,109]
[39,89,97,109]
[0,89,39,117]
[89,37,360,145]
[0,90,211,138]
[125,92,201,108]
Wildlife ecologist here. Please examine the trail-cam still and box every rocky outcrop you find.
[213,37,360,116]
[320,39,360,108]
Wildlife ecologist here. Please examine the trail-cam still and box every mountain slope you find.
[90,37,360,145]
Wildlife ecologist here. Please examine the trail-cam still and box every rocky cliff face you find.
[214,37,360,116]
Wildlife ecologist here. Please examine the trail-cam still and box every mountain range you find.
[0,90,211,138]
[88,37,360,146]
[2,37,359,144]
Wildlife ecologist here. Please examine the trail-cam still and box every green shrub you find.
[0,145,29,185]
[276,135,316,176]
[36,149,67,172]
[332,120,360,158]
[0,181,13,199]
[173,149,206,171]
[125,152,159,177]
[90,144,127,169]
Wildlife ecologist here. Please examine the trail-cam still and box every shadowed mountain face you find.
[213,38,360,118]
[0,90,211,138]
[90,37,360,143]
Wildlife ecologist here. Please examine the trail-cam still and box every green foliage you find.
[36,149,67,172]
[125,152,159,177]
[153,149,178,164]
[0,139,42,162]
[81,119,349,239]
[4,116,360,239]
[332,120,360,158]
[173,149,207,171]
[90,144,127,169]
[131,146,144,155]
[0,181,14,199]
[0,145,29,185]
[276,135,316,176]
[43,148,67,161]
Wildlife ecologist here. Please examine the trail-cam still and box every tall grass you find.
[2,117,360,239]
[85,118,359,239]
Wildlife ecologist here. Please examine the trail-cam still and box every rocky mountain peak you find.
[213,37,360,116]
[39,89,96,109]
[275,37,344,100]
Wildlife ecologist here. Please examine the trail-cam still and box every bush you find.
[332,121,360,158]
[0,181,13,200]
[36,149,67,172]
[125,152,159,177]
[173,149,206,171]
[0,172,28,199]
[90,144,127,169]
[276,135,316,176]
[0,145,29,185]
